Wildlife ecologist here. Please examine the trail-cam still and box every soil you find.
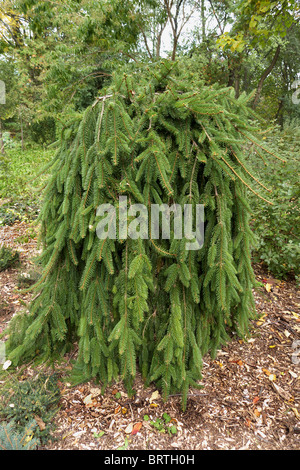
[0,221,299,451]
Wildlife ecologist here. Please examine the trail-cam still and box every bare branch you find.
[136,22,153,59]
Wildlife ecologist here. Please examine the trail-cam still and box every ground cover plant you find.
[0,245,19,272]
[0,371,61,447]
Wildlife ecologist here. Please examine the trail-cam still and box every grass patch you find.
[0,146,53,226]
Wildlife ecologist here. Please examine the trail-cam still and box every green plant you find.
[6,60,276,410]
[0,245,19,271]
[0,373,61,444]
[117,437,129,450]
[248,122,300,281]
[144,413,177,435]
[0,420,39,450]
[93,430,105,438]
[17,268,41,288]
[0,200,41,226]
[0,147,53,201]
[2,132,17,149]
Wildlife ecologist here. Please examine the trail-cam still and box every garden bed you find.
[0,221,299,450]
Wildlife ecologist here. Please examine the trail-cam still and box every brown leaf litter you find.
[0,222,299,450]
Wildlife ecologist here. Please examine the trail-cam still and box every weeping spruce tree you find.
[6,61,273,409]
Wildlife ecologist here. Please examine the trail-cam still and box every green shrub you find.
[0,420,39,450]
[248,122,300,282]
[17,268,41,288]
[0,373,61,444]
[0,245,19,271]
[5,61,272,409]
[0,200,40,226]
[2,132,17,150]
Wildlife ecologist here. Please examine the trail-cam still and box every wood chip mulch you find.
[0,222,299,450]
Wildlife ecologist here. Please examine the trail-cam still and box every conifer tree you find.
[5,60,276,409]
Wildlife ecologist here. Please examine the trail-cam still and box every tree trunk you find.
[19,109,24,151]
[275,98,284,129]
[252,45,281,109]
[201,0,206,41]
[171,36,178,61]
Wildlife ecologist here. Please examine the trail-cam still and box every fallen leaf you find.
[256,313,267,326]
[216,361,224,368]
[121,407,128,415]
[230,359,244,366]
[83,394,97,407]
[34,415,46,431]
[83,394,93,405]
[131,422,142,435]
[149,390,161,403]
[292,312,300,321]
[124,423,133,434]
[289,370,298,379]
[90,387,101,398]
[170,442,179,448]
[265,283,272,293]
[253,396,260,405]
[272,382,292,401]
[262,369,276,381]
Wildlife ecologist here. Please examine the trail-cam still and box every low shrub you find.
[0,245,19,271]
[0,373,61,444]
[0,420,39,450]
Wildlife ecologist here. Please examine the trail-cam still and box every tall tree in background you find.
[0,0,147,142]
[216,0,299,108]
[0,0,299,143]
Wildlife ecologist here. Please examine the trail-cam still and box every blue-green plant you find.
[0,420,39,450]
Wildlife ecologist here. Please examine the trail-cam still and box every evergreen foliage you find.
[5,60,272,409]
[0,421,39,450]
[0,373,61,444]
[0,245,19,271]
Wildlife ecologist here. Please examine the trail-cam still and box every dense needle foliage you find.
[5,61,275,408]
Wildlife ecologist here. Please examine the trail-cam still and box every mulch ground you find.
[0,221,299,450]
